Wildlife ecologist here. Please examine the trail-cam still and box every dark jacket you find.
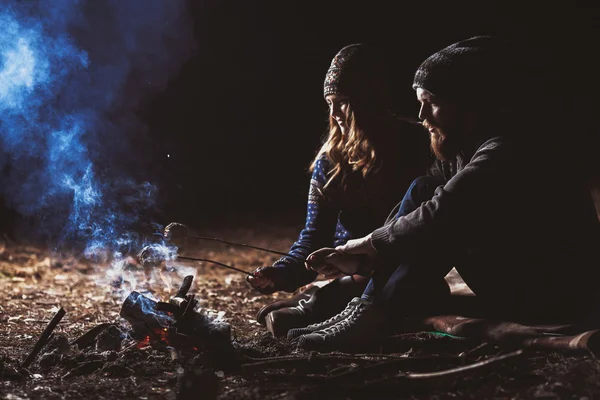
[274,119,434,291]
[371,135,600,319]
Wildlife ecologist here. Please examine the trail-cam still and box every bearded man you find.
[290,36,600,352]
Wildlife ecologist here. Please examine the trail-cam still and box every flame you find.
[136,328,170,348]
[133,326,203,352]
[137,335,151,349]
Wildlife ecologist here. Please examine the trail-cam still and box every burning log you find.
[119,275,231,353]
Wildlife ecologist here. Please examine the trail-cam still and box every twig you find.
[242,353,460,373]
[458,342,490,363]
[21,307,66,368]
[251,350,524,387]
[120,340,139,353]
[401,349,523,380]
[244,352,458,362]
[324,355,460,383]
[355,349,525,389]
[241,351,416,362]
[177,256,254,277]
[242,355,370,370]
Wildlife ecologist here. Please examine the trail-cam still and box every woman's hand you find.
[246,266,290,295]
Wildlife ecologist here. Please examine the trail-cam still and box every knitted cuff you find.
[370,226,392,252]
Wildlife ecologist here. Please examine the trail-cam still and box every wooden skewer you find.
[177,256,255,277]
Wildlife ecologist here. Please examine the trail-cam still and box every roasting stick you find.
[163,222,288,256]
[137,246,255,277]
[184,236,288,256]
[175,256,255,277]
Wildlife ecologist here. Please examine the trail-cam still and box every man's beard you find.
[423,120,463,161]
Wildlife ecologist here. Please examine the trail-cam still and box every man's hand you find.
[306,234,377,278]
[335,234,377,259]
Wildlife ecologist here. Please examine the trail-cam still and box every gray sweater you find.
[371,136,600,306]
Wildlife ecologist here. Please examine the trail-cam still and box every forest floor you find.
[1,218,599,399]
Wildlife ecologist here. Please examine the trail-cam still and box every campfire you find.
[10,226,246,390]
[19,273,236,366]
[119,275,231,352]
[16,221,267,373]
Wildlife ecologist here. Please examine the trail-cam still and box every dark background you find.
[139,0,600,229]
[4,0,600,237]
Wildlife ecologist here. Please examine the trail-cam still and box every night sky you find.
[2,0,600,239]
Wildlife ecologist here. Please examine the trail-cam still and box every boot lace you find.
[305,298,360,329]
[319,303,368,337]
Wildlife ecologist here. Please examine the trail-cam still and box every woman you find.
[247,43,434,337]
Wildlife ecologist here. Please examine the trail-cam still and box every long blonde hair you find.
[310,103,381,190]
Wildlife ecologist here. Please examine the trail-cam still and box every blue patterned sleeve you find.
[272,156,340,290]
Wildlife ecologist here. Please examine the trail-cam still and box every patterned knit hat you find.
[412,36,520,108]
[323,44,390,109]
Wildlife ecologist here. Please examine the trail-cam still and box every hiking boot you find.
[286,297,363,340]
[297,297,384,352]
[259,275,368,337]
[265,300,313,337]
[256,285,320,326]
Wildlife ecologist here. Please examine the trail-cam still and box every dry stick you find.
[242,351,453,363]
[242,355,375,370]
[458,341,490,364]
[401,349,524,380]
[357,349,525,388]
[177,256,255,277]
[324,355,460,383]
[240,352,450,363]
[256,350,524,385]
[21,307,66,368]
[120,340,139,353]
[242,352,426,362]
[242,353,460,372]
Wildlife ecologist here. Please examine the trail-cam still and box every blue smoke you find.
[0,0,193,254]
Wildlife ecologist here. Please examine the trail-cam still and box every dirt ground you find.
[1,219,599,399]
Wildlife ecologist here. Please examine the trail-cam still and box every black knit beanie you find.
[413,36,521,108]
[324,44,390,109]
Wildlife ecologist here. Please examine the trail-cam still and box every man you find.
[292,36,600,352]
